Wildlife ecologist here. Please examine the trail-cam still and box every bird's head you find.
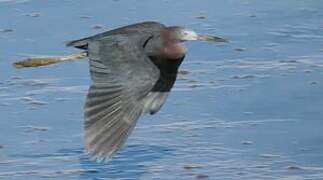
[163,26,228,43]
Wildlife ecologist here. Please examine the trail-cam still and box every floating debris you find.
[188,84,204,88]
[236,172,246,175]
[279,60,299,63]
[19,126,50,133]
[80,15,92,19]
[304,69,312,73]
[0,145,3,149]
[287,166,303,170]
[23,139,47,144]
[253,164,269,168]
[92,24,105,29]
[310,81,318,85]
[28,100,49,106]
[241,141,253,145]
[259,153,280,158]
[195,174,209,179]
[299,147,310,152]
[10,76,23,80]
[232,75,256,79]
[195,16,207,19]
[25,12,41,17]
[0,28,15,33]
[235,48,245,52]
[188,80,198,83]
[183,164,203,170]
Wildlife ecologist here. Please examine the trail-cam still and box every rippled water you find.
[1,0,323,179]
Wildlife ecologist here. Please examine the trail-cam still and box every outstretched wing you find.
[67,21,165,49]
[85,34,159,161]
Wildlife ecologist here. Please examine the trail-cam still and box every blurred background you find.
[0,0,323,179]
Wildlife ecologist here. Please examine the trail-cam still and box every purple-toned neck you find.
[160,27,186,59]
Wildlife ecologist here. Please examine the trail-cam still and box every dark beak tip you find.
[215,37,229,43]
[198,34,228,43]
[215,38,228,43]
[208,36,228,43]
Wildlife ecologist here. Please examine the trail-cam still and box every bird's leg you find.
[13,51,88,68]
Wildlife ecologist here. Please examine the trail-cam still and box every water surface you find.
[1,0,323,179]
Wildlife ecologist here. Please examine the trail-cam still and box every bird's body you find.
[65,21,226,161]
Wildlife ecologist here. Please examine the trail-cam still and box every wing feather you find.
[66,21,165,49]
[84,34,159,161]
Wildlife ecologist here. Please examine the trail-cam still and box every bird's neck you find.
[162,42,186,59]
[143,33,186,59]
[160,28,186,59]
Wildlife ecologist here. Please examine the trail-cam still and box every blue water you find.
[1,0,323,179]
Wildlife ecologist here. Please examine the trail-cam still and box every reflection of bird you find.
[67,21,227,161]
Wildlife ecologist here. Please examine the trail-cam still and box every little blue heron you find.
[15,21,227,161]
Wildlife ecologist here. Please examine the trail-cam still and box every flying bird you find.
[15,21,227,161]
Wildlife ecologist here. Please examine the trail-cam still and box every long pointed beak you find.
[197,34,228,43]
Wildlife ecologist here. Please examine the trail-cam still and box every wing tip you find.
[84,125,125,162]
[85,139,116,163]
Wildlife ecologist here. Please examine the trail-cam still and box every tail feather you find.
[66,38,90,49]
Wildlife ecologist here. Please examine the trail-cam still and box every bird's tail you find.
[13,51,87,68]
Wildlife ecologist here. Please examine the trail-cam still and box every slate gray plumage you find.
[67,21,226,161]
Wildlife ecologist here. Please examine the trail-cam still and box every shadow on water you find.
[10,144,174,179]
[79,144,175,179]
